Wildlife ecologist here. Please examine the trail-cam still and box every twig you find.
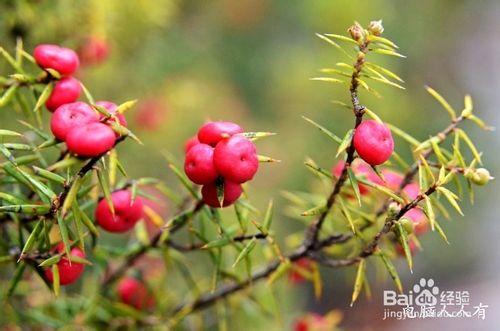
[101,199,205,287]
[305,39,371,247]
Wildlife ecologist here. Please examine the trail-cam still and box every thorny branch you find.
[169,37,374,318]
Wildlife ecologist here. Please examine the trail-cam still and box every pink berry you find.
[332,159,380,195]
[197,121,243,147]
[403,183,420,200]
[44,243,85,285]
[381,169,404,191]
[184,136,199,154]
[66,122,116,157]
[45,77,81,112]
[95,190,143,233]
[78,36,110,66]
[50,102,98,141]
[403,208,428,235]
[117,277,155,310]
[353,120,394,165]
[201,180,242,208]
[34,44,79,76]
[213,136,258,183]
[184,143,219,185]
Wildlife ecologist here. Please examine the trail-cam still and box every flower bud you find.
[468,168,492,186]
[399,218,414,235]
[461,107,473,118]
[368,20,384,36]
[348,22,364,42]
[388,201,401,216]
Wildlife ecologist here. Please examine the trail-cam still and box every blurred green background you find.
[1,0,499,329]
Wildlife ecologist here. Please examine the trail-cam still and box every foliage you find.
[0,15,493,331]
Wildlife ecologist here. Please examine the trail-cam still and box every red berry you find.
[289,258,312,284]
[135,99,167,131]
[294,314,330,331]
[34,44,79,76]
[213,136,258,183]
[50,102,98,141]
[294,319,309,331]
[201,180,242,208]
[45,77,81,112]
[184,136,199,154]
[66,122,116,157]
[95,100,127,136]
[117,277,155,310]
[44,243,85,286]
[353,120,394,165]
[78,36,110,66]
[95,190,143,233]
[197,121,243,147]
[184,143,219,185]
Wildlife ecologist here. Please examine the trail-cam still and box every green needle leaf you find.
[61,176,83,217]
[232,237,257,268]
[57,214,72,260]
[301,204,327,216]
[395,222,413,272]
[302,116,342,144]
[20,220,43,258]
[263,199,274,231]
[378,249,403,293]
[7,263,26,297]
[96,168,114,215]
[38,255,62,267]
[351,259,366,306]
[336,129,354,157]
[425,86,456,120]
[347,167,361,206]
[52,264,60,297]
[34,83,53,112]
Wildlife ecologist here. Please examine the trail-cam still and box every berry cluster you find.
[184,121,259,208]
[50,101,124,157]
[332,159,429,255]
[34,44,81,111]
[95,190,144,233]
[34,44,127,158]
[332,119,433,255]
[33,44,152,303]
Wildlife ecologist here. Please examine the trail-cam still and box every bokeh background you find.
[0,0,499,330]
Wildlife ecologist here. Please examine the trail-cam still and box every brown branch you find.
[126,110,470,319]
[167,35,379,320]
[170,233,350,315]
[101,199,205,287]
[304,39,371,247]
[374,114,467,219]
[398,115,466,190]
[47,136,127,218]
[167,233,268,252]
[1,71,55,90]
